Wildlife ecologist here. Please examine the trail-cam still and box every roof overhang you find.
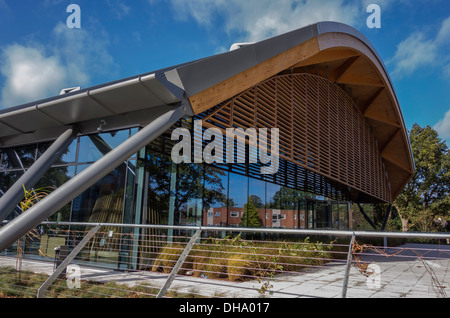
[0,68,187,147]
[165,22,415,200]
[0,22,414,200]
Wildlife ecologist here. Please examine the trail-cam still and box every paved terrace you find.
[1,243,449,298]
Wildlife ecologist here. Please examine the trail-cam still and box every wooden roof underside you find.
[186,32,414,201]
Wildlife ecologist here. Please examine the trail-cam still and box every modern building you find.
[0,22,414,258]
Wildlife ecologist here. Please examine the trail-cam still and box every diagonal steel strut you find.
[0,127,78,223]
[0,105,187,253]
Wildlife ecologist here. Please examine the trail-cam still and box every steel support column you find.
[380,204,392,231]
[0,127,78,223]
[357,203,377,230]
[0,105,187,253]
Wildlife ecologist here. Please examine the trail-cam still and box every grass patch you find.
[0,266,206,298]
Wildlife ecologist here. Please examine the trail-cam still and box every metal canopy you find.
[0,69,187,147]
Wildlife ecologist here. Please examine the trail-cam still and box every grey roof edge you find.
[0,62,190,116]
[170,21,389,98]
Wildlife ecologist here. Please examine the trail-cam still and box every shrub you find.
[227,253,252,281]
[150,236,332,282]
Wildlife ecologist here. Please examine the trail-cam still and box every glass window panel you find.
[14,145,36,169]
[77,136,103,163]
[0,171,24,220]
[34,166,76,222]
[1,147,35,170]
[36,166,75,190]
[100,130,130,150]
[70,162,127,224]
[339,203,349,230]
[77,130,130,163]
[37,139,77,165]
[266,183,280,228]
[122,159,137,225]
[203,166,228,227]
[176,163,204,226]
[144,152,172,226]
[227,173,248,227]
[332,203,340,230]
[0,170,23,193]
[298,200,306,229]
[315,201,332,229]
[267,185,303,229]
[248,178,265,227]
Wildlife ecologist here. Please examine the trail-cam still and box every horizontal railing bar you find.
[39,221,450,240]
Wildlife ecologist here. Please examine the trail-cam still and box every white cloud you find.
[436,16,450,45]
[0,0,9,10]
[434,109,450,141]
[388,33,437,77]
[105,0,131,19]
[169,0,363,42]
[51,22,117,83]
[0,22,117,109]
[0,45,68,107]
[389,16,450,78]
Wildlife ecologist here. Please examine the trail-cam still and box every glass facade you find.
[0,125,352,268]
[0,129,138,224]
[0,126,351,231]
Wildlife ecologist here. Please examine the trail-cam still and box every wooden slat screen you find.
[200,73,392,203]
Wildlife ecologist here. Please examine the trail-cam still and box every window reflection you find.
[203,167,228,227]
[78,130,130,163]
[78,136,103,163]
[227,173,248,227]
[248,178,265,227]
[36,166,76,222]
[37,140,77,165]
[70,163,127,224]
[1,147,35,170]
[0,125,353,237]
[144,152,172,225]
[176,163,204,226]
[0,171,24,220]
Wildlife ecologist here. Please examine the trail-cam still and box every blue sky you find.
[0,0,449,144]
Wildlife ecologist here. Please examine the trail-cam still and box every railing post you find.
[341,233,356,298]
[157,229,202,298]
[36,224,101,298]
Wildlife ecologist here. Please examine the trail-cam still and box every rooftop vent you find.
[229,42,255,51]
[60,87,81,95]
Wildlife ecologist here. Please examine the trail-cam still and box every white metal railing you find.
[0,221,449,299]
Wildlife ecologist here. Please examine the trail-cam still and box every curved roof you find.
[0,22,414,200]
[167,22,415,200]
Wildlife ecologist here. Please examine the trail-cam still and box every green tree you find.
[394,124,450,232]
[269,187,315,209]
[240,199,262,228]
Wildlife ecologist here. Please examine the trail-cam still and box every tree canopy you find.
[394,124,450,232]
